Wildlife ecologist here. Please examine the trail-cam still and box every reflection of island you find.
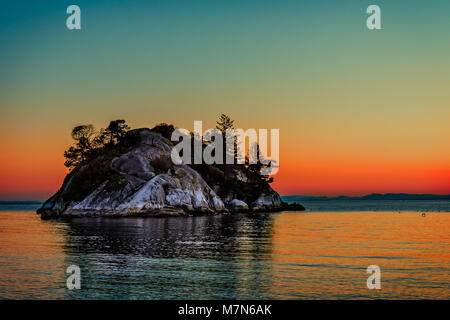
[38,116,304,219]
[63,214,275,299]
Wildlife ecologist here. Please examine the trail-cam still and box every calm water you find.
[0,201,449,299]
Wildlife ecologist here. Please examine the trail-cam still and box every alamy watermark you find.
[66,5,381,31]
[366,5,381,30]
[66,265,81,290]
[170,120,279,175]
[66,5,81,30]
[366,265,381,290]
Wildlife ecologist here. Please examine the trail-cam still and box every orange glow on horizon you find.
[0,115,449,200]
[272,153,450,196]
[1,135,449,200]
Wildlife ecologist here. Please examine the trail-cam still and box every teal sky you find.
[1,0,450,199]
[2,1,450,109]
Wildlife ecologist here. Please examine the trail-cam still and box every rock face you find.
[37,128,304,219]
[226,199,250,213]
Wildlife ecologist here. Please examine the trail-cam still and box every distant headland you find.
[283,193,450,202]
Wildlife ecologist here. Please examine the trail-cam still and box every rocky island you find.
[37,116,305,219]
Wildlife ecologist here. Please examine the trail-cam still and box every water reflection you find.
[0,211,69,299]
[269,212,450,299]
[64,213,275,299]
[0,209,449,299]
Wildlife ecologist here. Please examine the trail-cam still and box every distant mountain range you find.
[282,193,450,201]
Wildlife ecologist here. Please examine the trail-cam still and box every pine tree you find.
[216,114,234,132]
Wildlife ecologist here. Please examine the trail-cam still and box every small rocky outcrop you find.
[37,128,304,219]
[226,199,250,213]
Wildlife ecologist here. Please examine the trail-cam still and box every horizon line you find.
[2,192,450,202]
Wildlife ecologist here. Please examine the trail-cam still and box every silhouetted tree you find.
[246,144,275,184]
[64,120,130,169]
[98,120,130,147]
[64,124,96,168]
[216,114,234,132]
[215,114,239,166]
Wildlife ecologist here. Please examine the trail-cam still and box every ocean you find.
[0,200,449,299]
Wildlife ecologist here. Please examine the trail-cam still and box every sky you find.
[0,0,449,200]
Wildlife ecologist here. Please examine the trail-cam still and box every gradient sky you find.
[1,0,449,200]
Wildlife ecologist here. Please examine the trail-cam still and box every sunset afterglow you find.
[1,0,449,199]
